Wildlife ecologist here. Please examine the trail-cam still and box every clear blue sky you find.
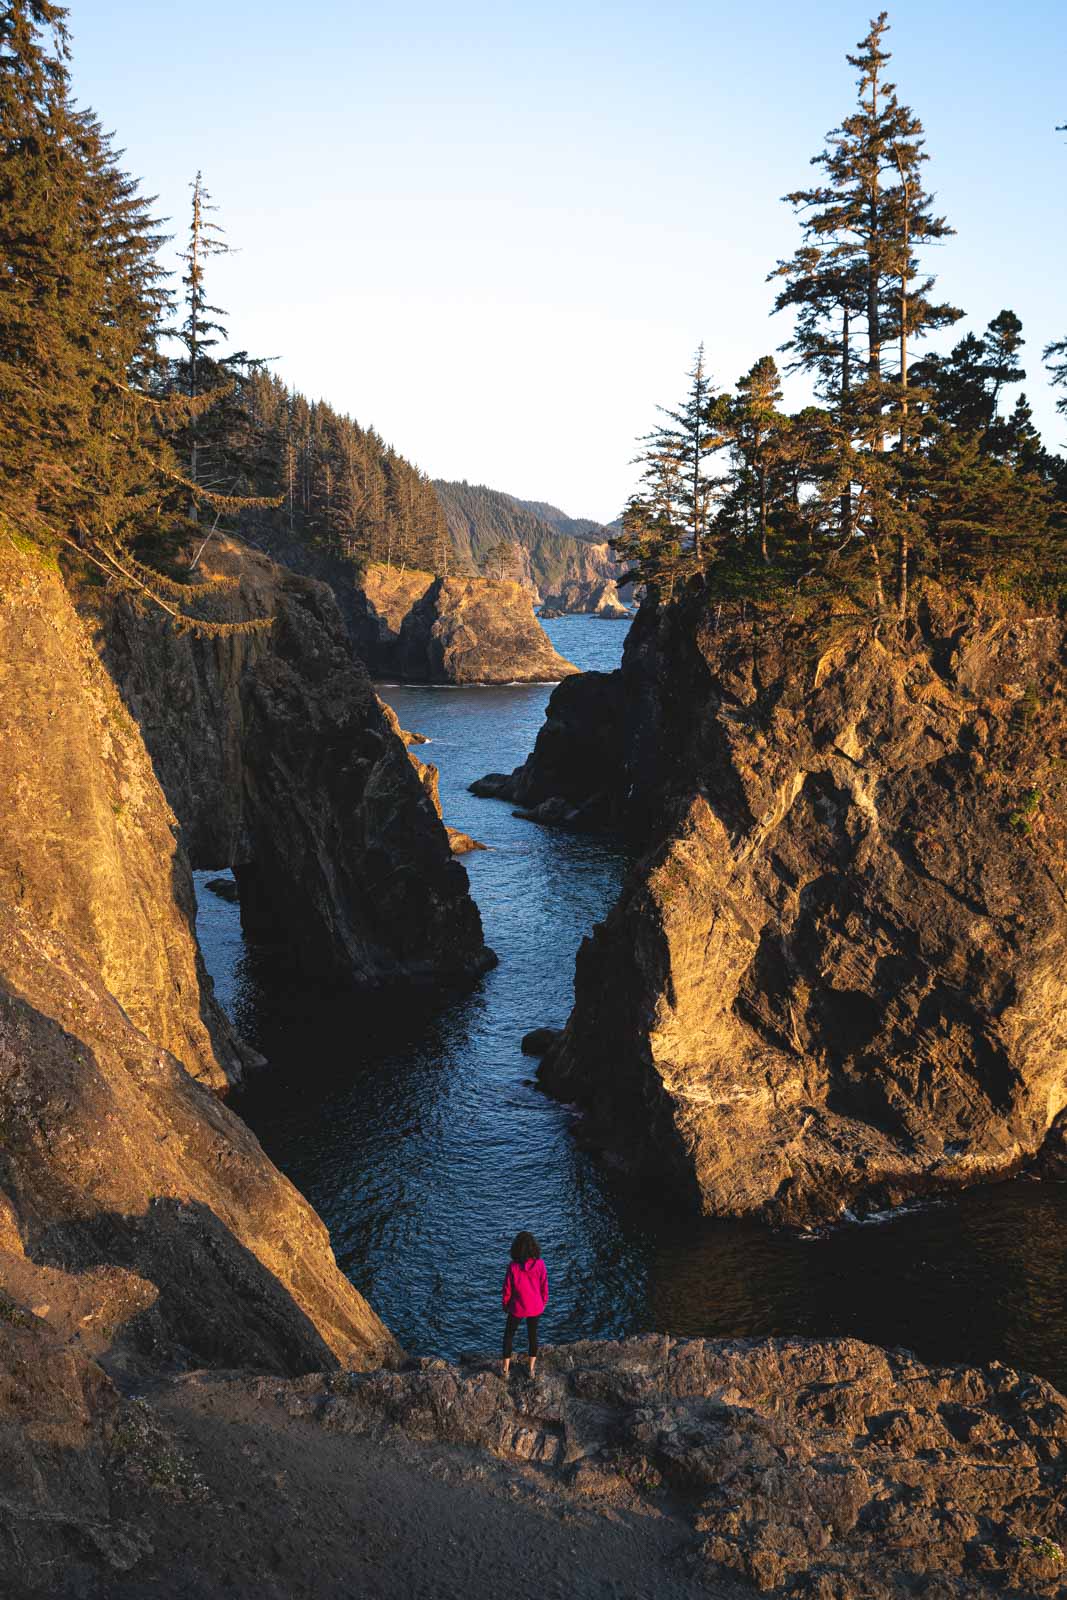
[72,1,1065,519]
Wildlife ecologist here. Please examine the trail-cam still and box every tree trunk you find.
[896,159,911,621]
[840,303,853,540]
[759,467,769,563]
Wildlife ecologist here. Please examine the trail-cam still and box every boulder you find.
[446,827,488,855]
[205,876,239,903]
[520,1027,561,1057]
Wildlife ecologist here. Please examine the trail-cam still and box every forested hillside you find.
[515,499,609,542]
[234,373,450,574]
[433,479,617,596]
[0,4,449,601]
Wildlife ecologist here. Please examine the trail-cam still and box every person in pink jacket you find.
[501,1230,548,1379]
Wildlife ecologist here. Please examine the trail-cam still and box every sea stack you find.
[515,582,1067,1224]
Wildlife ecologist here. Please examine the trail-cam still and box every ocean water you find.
[195,614,1067,1389]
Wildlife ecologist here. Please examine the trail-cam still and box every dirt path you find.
[95,1376,744,1600]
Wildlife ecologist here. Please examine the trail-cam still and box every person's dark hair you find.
[510,1230,540,1263]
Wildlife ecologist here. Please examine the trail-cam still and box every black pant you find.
[503,1313,539,1359]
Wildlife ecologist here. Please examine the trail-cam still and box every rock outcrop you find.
[6,1327,1065,1598]
[94,539,493,987]
[470,667,628,830]
[0,544,244,1093]
[540,576,632,618]
[505,582,1067,1223]
[270,1334,1067,1599]
[378,696,487,854]
[0,541,395,1379]
[352,563,578,682]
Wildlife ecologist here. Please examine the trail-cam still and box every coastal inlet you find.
[195,616,1067,1392]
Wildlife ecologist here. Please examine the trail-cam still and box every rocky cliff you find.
[503,582,1067,1223]
[0,541,395,1383]
[540,575,632,618]
[352,563,578,682]
[0,543,244,1094]
[93,539,493,987]
[378,696,487,854]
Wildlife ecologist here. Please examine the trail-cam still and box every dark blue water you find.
[196,615,1067,1391]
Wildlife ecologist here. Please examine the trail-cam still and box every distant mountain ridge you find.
[432,479,619,600]
[512,499,609,543]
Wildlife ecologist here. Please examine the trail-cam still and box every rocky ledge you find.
[8,1326,1065,1599]
[491,582,1067,1224]
[351,563,578,682]
[293,1333,1067,1599]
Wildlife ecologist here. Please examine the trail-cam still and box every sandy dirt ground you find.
[69,1371,746,1600]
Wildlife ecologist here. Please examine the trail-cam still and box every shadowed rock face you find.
[470,668,628,831]
[274,1333,1067,1599]
[352,564,578,683]
[0,544,395,1377]
[507,583,1067,1223]
[377,697,487,855]
[95,540,493,990]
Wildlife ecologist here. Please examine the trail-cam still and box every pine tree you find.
[774,12,961,610]
[914,311,1026,451]
[638,346,721,560]
[613,347,726,598]
[714,356,788,563]
[1,2,171,550]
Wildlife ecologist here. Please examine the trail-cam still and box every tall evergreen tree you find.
[613,346,725,595]
[0,1,171,551]
[714,356,788,562]
[774,12,960,609]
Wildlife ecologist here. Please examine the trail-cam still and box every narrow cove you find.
[195,616,1067,1392]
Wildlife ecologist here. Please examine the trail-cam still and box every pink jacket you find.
[502,1257,548,1318]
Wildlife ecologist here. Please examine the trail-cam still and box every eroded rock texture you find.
[95,539,492,987]
[277,1334,1067,1599]
[514,584,1067,1221]
[352,563,578,682]
[540,576,632,617]
[0,544,396,1376]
